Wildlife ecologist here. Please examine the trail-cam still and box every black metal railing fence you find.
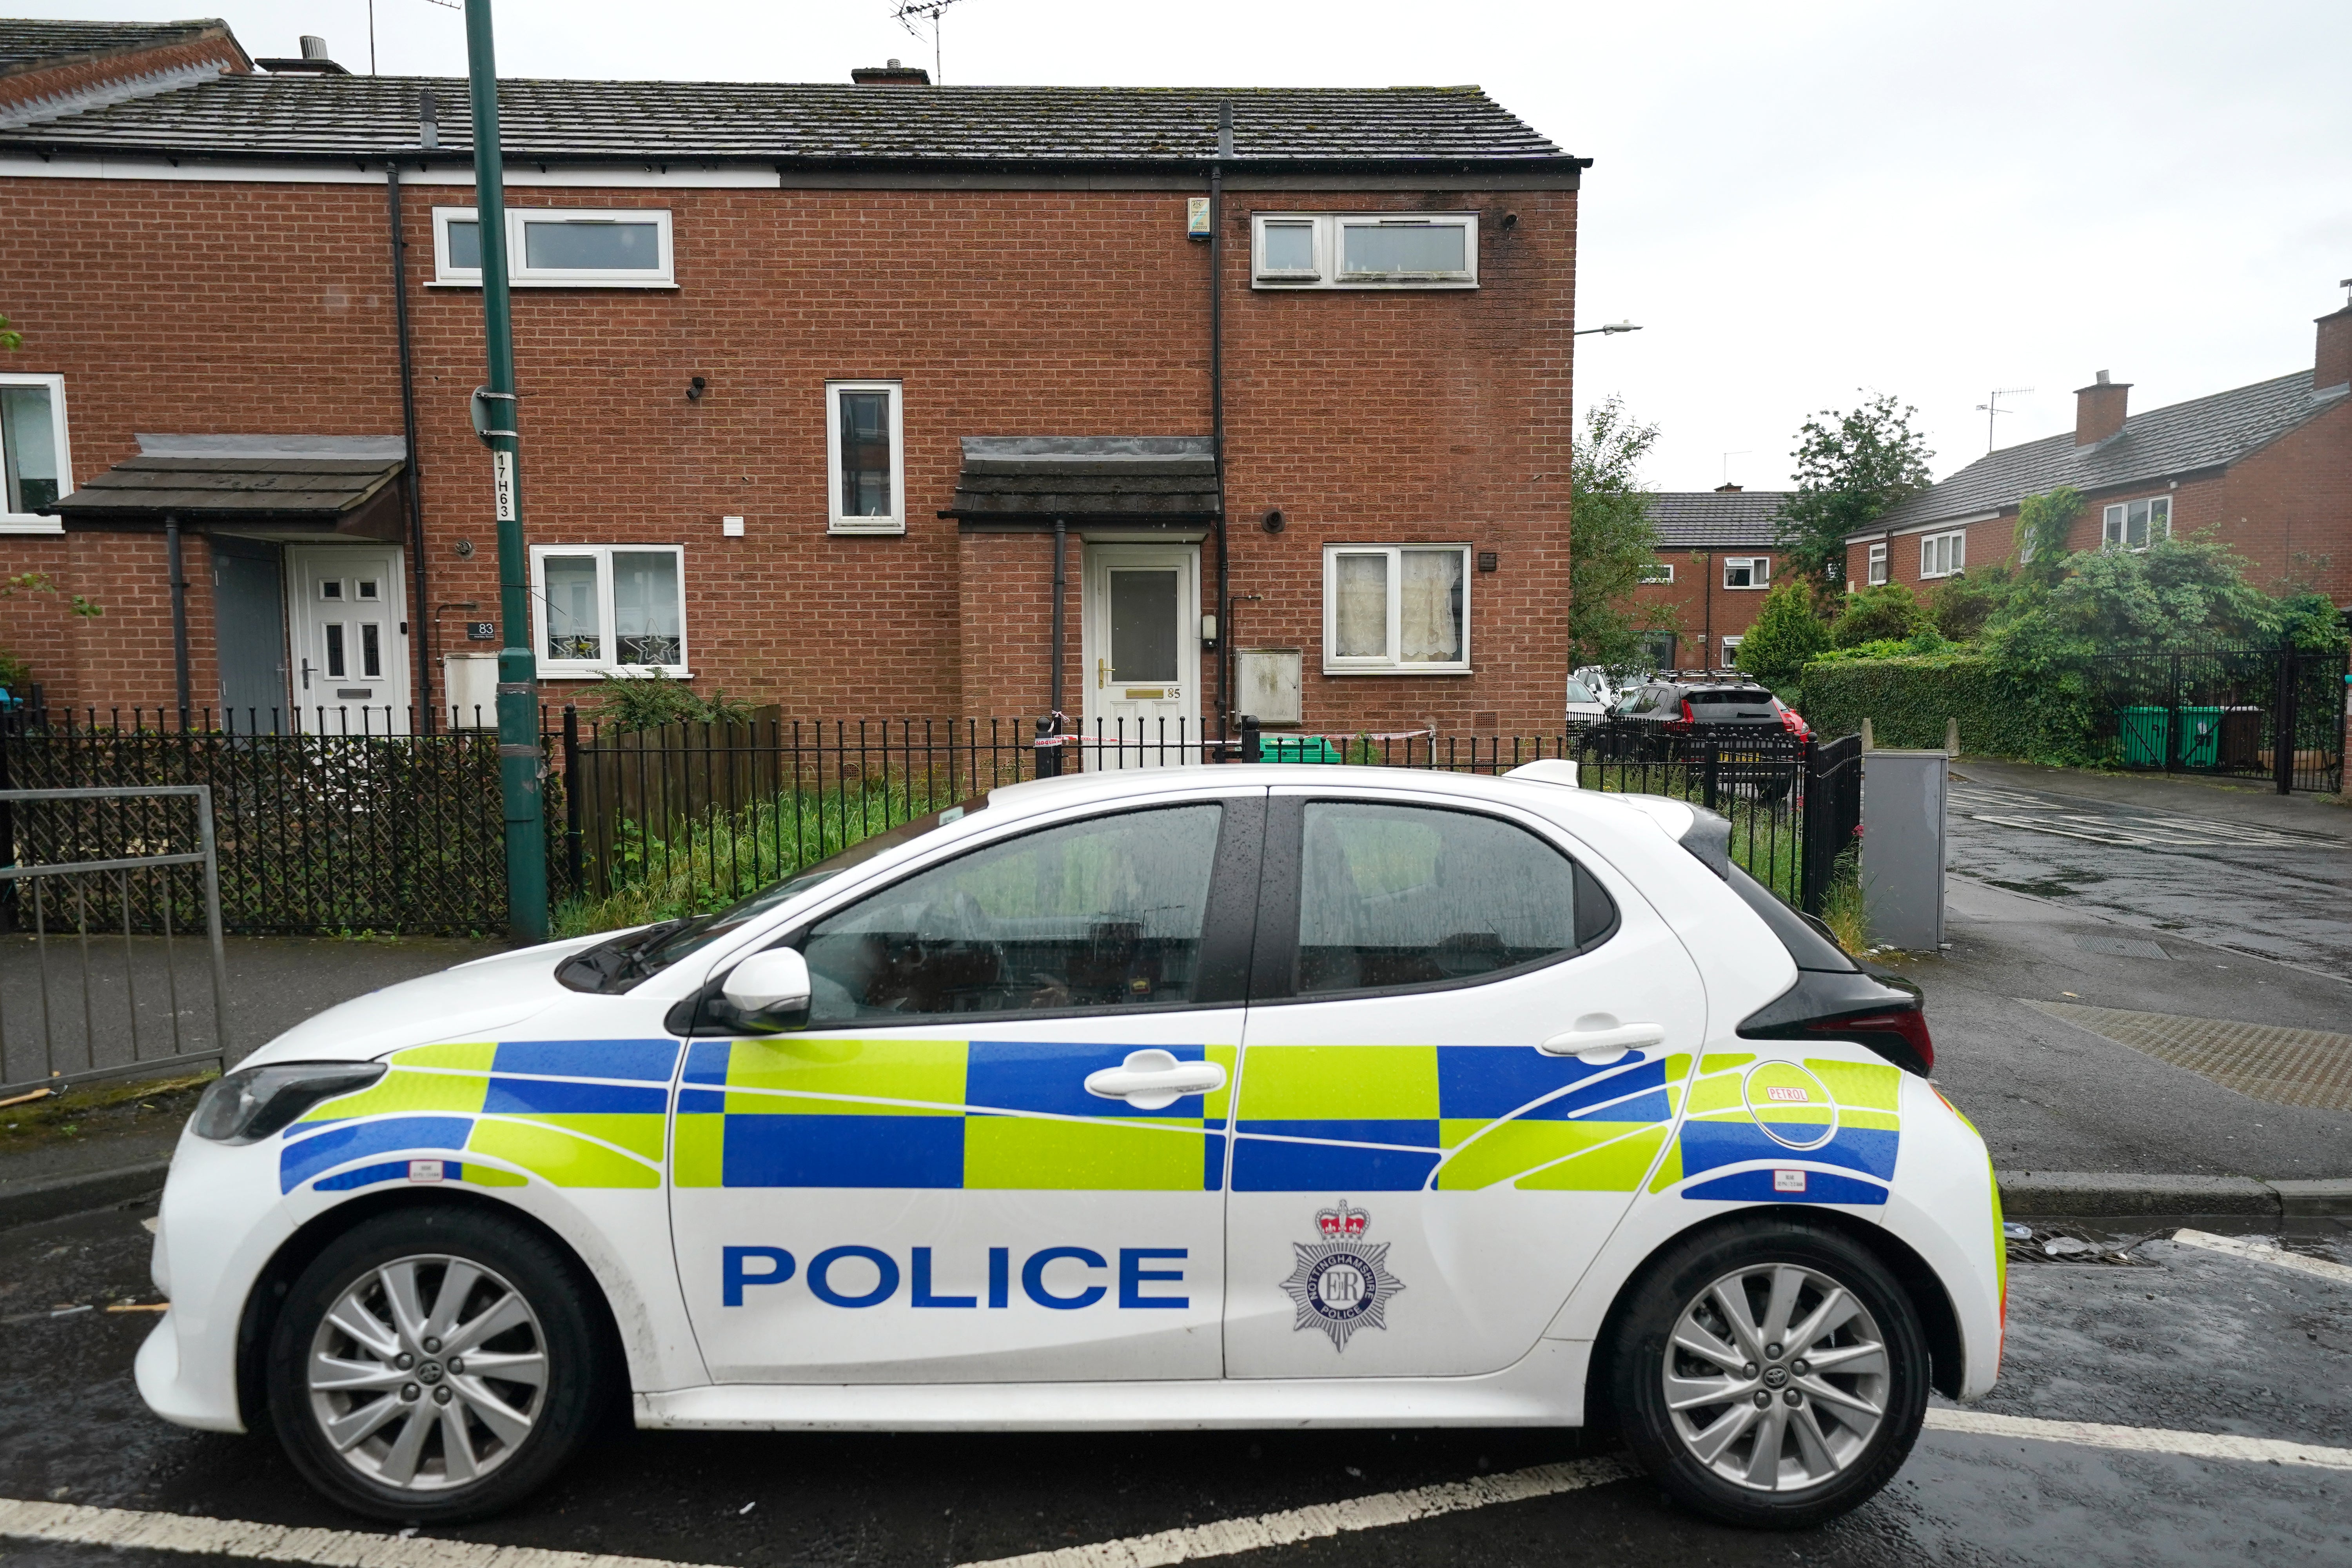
[2091,645,2347,794]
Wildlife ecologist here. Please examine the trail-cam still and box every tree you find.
[1568,396,1670,669]
[1776,394,1935,591]
[1734,580,1830,689]
[1833,582,1927,646]
[2014,486,2083,581]
[1979,536,2294,677]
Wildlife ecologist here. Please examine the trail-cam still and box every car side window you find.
[1292,802,1611,996]
[800,804,1224,1024]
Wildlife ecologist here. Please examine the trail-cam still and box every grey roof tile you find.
[0,17,225,74]
[1648,490,1789,550]
[0,71,1568,164]
[1860,370,2345,537]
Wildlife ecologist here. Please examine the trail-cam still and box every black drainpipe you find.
[1045,515,1067,776]
[387,154,435,732]
[1209,100,1232,741]
[165,512,191,723]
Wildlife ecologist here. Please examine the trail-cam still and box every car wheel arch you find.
[234,1187,632,1432]
[1585,1205,1965,1426]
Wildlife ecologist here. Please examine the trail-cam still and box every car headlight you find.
[191,1061,387,1145]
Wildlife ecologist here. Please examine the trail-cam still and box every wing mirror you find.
[720,947,812,1031]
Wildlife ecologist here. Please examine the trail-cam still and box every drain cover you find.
[2072,933,2170,960]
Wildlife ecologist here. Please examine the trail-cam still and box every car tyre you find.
[1608,1218,1929,1529]
[267,1205,614,1523]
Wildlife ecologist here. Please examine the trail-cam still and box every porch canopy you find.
[50,434,408,539]
[943,436,1219,530]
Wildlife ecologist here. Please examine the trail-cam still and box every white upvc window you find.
[1723,556,1770,589]
[2102,496,2170,551]
[1638,561,1673,584]
[432,207,675,287]
[1919,528,1967,579]
[1251,212,1478,290]
[0,373,70,534]
[826,380,905,535]
[1322,544,1472,674]
[1720,634,1744,664]
[529,544,688,677]
[1866,542,1889,585]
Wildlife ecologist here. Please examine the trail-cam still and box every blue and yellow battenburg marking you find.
[1231,1045,1690,1192]
[673,1038,1237,1191]
[1651,1054,1902,1205]
[278,1040,681,1194]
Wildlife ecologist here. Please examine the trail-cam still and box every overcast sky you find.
[19,0,2352,490]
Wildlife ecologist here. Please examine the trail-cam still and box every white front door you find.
[1082,543,1201,768]
[285,545,410,731]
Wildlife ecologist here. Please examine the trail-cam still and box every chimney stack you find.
[299,34,329,59]
[851,58,932,85]
[2074,369,2131,447]
[1713,482,1743,493]
[2316,280,2352,393]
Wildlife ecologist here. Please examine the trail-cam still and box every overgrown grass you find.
[554,776,960,938]
[1820,843,1867,953]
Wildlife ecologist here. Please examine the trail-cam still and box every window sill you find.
[0,516,64,535]
[1252,280,1479,292]
[425,279,681,290]
[1321,664,1472,677]
[828,521,907,537]
[539,668,695,681]
[1720,583,1768,591]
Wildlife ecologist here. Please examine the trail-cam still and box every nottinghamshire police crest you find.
[1280,1200,1405,1352]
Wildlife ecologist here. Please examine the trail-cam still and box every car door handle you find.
[1083,1049,1227,1110]
[1537,1023,1666,1063]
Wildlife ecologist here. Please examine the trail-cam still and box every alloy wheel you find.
[305,1253,550,1492]
[1661,1261,1890,1491]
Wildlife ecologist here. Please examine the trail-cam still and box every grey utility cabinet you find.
[1860,749,1949,951]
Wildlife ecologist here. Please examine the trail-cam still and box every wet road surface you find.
[0,1198,2345,1568]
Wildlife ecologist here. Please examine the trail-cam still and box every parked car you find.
[1573,664,1637,711]
[1565,674,1609,724]
[1598,679,1812,800]
[144,765,1997,1530]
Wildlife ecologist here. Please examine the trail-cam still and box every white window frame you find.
[1250,212,1479,290]
[1866,542,1889,586]
[431,207,676,288]
[1723,556,1770,590]
[826,380,906,536]
[1720,634,1744,663]
[2101,496,2171,551]
[1321,543,1473,675]
[0,373,70,534]
[1638,561,1673,584]
[528,543,690,679]
[1919,528,1967,579]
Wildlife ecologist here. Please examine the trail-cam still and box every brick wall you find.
[0,174,1576,735]
[1629,548,1786,666]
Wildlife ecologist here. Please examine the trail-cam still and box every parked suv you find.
[1601,678,1812,800]
[1610,677,1811,737]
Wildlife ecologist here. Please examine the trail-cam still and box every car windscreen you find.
[1684,689,1783,720]
[555,794,990,993]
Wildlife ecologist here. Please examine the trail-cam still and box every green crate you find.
[2118,705,2171,767]
[1261,735,1343,764]
[2177,706,2224,769]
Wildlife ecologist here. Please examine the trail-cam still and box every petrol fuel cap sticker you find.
[1280,1200,1404,1352]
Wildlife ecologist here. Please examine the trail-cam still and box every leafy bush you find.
[1927,568,2009,642]
[586,670,755,732]
[1734,581,1831,688]
[1832,583,1928,647]
[1799,653,2080,759]
[0,648,30,695]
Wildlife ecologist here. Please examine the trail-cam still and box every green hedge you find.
[1798,653,2091,761]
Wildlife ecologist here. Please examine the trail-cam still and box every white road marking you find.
[0,1495,731,1568]
[2172,1227,2352,1285]
[954,1455,1635,1568]
[1924,1408,2352,1470]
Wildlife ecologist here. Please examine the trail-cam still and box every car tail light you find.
[1738,969,1936,1077]
[1666,698,1697,733]
[1779,707,1811,738]
[1806,1007,1935,1077]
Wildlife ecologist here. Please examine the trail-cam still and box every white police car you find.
[141,764,2004,1529]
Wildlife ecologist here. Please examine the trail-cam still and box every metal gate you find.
[2093,646,2347,794]
[0,786,232,1098]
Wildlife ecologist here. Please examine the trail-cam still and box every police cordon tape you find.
[1,1419,2347,1568]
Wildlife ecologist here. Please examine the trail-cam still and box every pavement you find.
[0,1198,2343,1567]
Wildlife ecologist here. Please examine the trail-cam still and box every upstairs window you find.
[827,380,904,535]
[0,374,69,531]
[433,207,675,287]
[1920,529,1966,579]
[1865,543,1889,585]
[1324,544,1471,674]
[2102,497,2170,551]
[1638,562,1674,584]
[530,544,687,677]
[1723,556,1770,589]
[1251,213,1478,290]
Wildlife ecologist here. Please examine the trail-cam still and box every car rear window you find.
[1685,689,1782,719]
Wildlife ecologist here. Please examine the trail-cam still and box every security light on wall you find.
[1573,320,1642,336]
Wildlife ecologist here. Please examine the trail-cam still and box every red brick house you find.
[1844,296,2352,608]
[1631,486,1789,672]
[0,18,1587,742]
